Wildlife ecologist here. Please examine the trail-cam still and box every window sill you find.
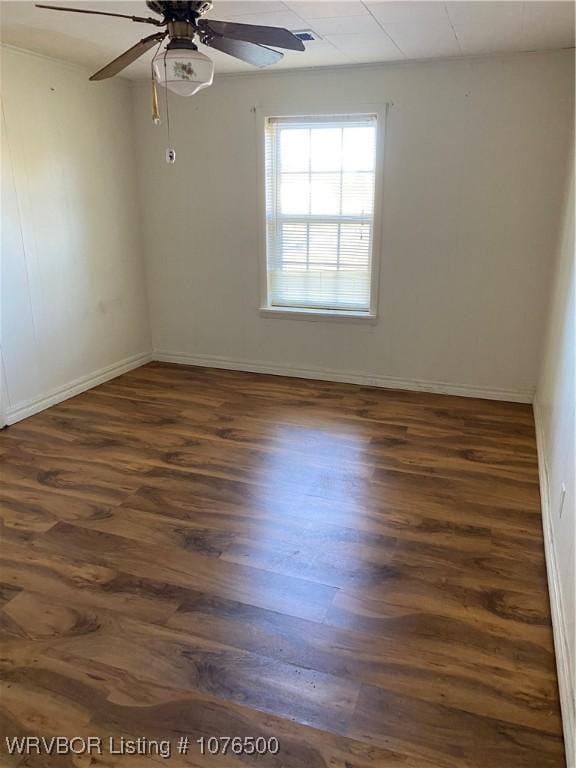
[259,307,377,324]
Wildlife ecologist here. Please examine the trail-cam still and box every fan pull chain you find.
[163,51,176,164]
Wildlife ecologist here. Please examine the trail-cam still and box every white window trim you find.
[260,306,378,324]
[255,105,387,322]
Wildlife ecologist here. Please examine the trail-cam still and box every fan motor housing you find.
[146,1,213,21]
[166,20,197,42]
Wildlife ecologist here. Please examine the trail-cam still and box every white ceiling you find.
[1,1,574,78]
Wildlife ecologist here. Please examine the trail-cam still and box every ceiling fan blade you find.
[199,19,304,51]
[204,36,283,68]
[89,32,166,81]
[35,4,163,25]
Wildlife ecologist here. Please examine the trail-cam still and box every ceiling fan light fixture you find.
[153,46,214,97]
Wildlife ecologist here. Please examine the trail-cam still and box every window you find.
[263,114,379,317]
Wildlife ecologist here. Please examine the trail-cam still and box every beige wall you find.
[133,50,573,401]
[536,157,575,765]
[1,47,151,423]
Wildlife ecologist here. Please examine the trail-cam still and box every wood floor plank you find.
[348,684,564,768]
[119,481,544,547]
[325,578,555,651]
[166,588,561,733]
[3,591,361,735]
[1,450,139,508]
[0,363,564,768]
[0,651,437,768]
[221,526,547,596]
[0,524,196,625]
[37,521,337,622]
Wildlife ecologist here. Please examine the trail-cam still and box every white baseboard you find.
[534,400,575,768]
[153,351,535,403]
[5,351,152,426]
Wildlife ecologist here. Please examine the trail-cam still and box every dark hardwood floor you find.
[0,362,564,767]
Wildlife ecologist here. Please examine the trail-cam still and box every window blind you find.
[265,114,377,313]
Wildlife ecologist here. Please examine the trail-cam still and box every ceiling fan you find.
[36,1,306,95]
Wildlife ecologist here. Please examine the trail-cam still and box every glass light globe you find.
[153,47,214,97]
